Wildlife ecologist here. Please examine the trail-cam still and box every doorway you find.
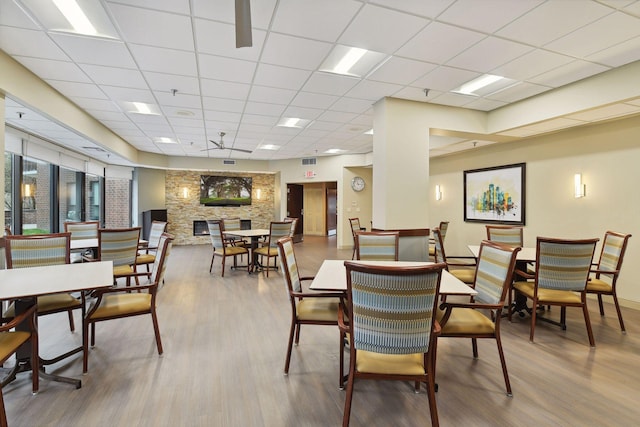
[286,184,303,243]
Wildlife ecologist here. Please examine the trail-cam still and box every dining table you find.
[310,260,478,296]
[223,228,270,273]
[0,260,114,389]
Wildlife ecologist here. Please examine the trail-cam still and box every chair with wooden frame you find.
[82,232,173,373]
[277,237,341,375]
[65,221,100,263]
[429,221,449,259]
[587,231,632,332]
[207,220,249,277]
[96,227,142,286]
[437,240,521,396]
[348,218,366,260]
[135,220,168,275]
[221,217,248,249]
[511,237,599,346]
[339,261,444,427]
[3,233,81,334]
[283,217,299,239]
[0,304,39,427]
[254,221,291,277]
[354,231,399,261]
[432,227,476,285]
[486,225,524,248]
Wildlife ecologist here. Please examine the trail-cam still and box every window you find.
[22,157,51,235]
[59,167,82,227]
[85,174,103,223]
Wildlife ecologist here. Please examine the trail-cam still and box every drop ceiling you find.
[1,0,640,166]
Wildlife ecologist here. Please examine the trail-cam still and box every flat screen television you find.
[200,175,252,206]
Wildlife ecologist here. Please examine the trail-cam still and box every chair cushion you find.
[136,254,155,264]
[437,307,495,335]
[586,278,612,293]
[4,293,80,318]
[297,297,340,322]
[254,247,278,256]
[113,264,135,277]
[513,281,582,304]
[356,350,425,375]
[214,247,248,256]
[450,269,475,284]
[89,293,152,320]
[0,331,31,362]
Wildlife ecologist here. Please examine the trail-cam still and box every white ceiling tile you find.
[396,22,486,64]
[429,91,476,108]
[496,1,612,46]
[143,72,200,95]
[330,97,374,114]
[282,106,324,120]
[108,3,194,51]
[46,80,106,99]
[261,33,333,70]
[248,86,298,105]
[253,63,312,90]
[344,80,404,101]
[446,37,534,73]
[191,0,277,29]
[79,64,148,88]
[339,4,428,54]
[0,1,41,29]
[129,45,198,76]
[89,111,134,122]
[239,114,280,126]
[0,27,69,60]
[463,97,507,111]
[101,86,155,103]
[198,54,257,83]
[204,110,242,122]
[349,114,374,126]
[585,36,640,67]
[369,0,455,18]
[302,73,361,96]
[486,82,551,103]
[291,92,339,109]
[438,0,543,33]
[317,111,359,123]
[156,92,203,110]
[200,79,250,100]
[307,121,343,131]
[271,0,361,42]
[368,57,437,85]
[528,60,610,87]
[13,57,91,83]
[393,86,434,103]
[201,97,245,113]
[491,49,574,81]
[546,12,640,58]
[243,101,287,117]
[412,66,479,92]
[194,19,266,61]
[71,97,120,112]
[105,0,190,14]
[50,33,135,67]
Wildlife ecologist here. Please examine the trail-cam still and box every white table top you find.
[0,261,114,300]
[468,245,536,262]
[70,238,98,250]
[310,260,477,296]
[225,229,270,238]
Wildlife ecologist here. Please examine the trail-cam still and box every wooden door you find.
[286,184,304,242]
[326,188,337,236]
[303,185,325,236]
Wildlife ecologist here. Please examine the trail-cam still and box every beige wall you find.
[429,115,640,307]
[134,168,166,227]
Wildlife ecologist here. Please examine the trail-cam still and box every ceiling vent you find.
[302,157,317,165]
[223,159,236,165]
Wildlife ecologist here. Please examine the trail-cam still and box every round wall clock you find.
[351,176,365,192]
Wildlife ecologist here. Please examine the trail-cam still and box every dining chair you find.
[135,220,168,275]
[207,220,249,277]
[283,217,299,239]
[82,232,173,373]
[587,231,632,332]
[432,227,476,285]
[348,218,366,260]
[429,220,449,259]
[486,225,524,248]
[511,237,599,346]
[0,304,39,427]
[437,240,521,396]
[3,233,81,333]
[97,227,142,285]
[64,221,99,240]
[221,217,248,249]
[339,261,445,427]
[354,231,399,261]
[277,237,341,375]
[254,221,291,276]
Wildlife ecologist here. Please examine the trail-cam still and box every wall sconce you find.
[574,174,586,198]
[182,187,189,199]
[435,184,442,201]
[256,189,262,200]
[24,184,32,197]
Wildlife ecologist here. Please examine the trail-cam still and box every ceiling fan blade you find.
[235,0,253,48]
[209,140,223,148]
[228,147,253,154]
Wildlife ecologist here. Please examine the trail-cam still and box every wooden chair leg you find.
[597,294,605,315]
[612,293,626,332]
[151,309,163,354]
[284,320,296,374]
[529,298,537,343]
[495,336,512,396]
[67,310,75,332]
[471,338,478,359]
[582,303,595,347]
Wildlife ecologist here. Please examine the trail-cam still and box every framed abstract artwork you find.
[463,162,526,225]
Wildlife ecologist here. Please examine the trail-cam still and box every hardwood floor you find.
[4,235,640,426]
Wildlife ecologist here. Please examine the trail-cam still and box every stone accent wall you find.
[165,170,275,245]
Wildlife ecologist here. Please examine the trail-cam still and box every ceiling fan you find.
[202,132,253,154]
[235,0,252,48]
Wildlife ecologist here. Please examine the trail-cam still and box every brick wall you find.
[105,178,130,228]
[165,170,275,245]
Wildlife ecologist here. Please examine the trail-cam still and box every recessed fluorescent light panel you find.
[258,144,280,150]
[153,137,177,144]
[277,117,311,129]
[319,45,387,77]
[364,129,374,135]
[452,74,516,97]
[122,102,161,115]
[324,148,345,154]
[18,0,119,38]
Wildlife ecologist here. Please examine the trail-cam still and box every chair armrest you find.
[590,268,618,275]
[338,304,349,333]
[447,256,476,267]
[514,269,534,279]
[0,304,37,332]
[432,319,441,336]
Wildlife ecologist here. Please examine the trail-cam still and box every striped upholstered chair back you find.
[264,221,293,249]
[64,221,99,240]
[355,231,399,261]
[207,220,225,251]
[5,233,71,268]
[344,261,444,354]
[486,225,523,248]
[222,218,242,232]
[432,227,446,264]
[596,231,631,274]
[149,233,173,286]
[439,221,449,241]
[147,221,168,248]
[535,237,598,291]
[98,227,141,267]
[278,237,301,293]
[474,240,521,305]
